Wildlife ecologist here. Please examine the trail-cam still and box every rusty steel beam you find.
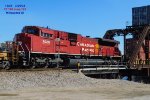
[103,25,150,69]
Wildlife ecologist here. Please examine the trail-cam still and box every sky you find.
[0,0,150,53]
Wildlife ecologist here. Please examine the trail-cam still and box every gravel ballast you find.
[0,69,150,100]
[0,69,149,91]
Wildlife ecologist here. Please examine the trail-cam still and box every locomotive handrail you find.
[24,44,31,63]
[18,42,25,53]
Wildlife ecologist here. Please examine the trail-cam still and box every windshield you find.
[22,27,39,35]
[26,28,39,34]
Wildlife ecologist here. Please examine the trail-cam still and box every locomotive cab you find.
[14,26,56,68]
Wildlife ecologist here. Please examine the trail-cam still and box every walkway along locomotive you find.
[0,26,123,70]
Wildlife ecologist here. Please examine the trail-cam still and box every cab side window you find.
[41,32,53,38]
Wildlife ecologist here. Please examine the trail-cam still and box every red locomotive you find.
[0,26,121,69]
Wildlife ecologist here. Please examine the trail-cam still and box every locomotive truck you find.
[0,26,122,69]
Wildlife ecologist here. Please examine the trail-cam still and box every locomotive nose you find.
[13,33,21,42]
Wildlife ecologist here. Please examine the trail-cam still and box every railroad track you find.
[0,67,64,72]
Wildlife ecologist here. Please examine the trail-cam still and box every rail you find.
[78,64,128,71]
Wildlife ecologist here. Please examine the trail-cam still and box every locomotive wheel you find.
[44,59,49,68]
[30,58,37,69]
[30,64,36,69]
[30,61,37,69]
[2,61,10,70]
[44,64,49,68]
[44,62,49,68]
